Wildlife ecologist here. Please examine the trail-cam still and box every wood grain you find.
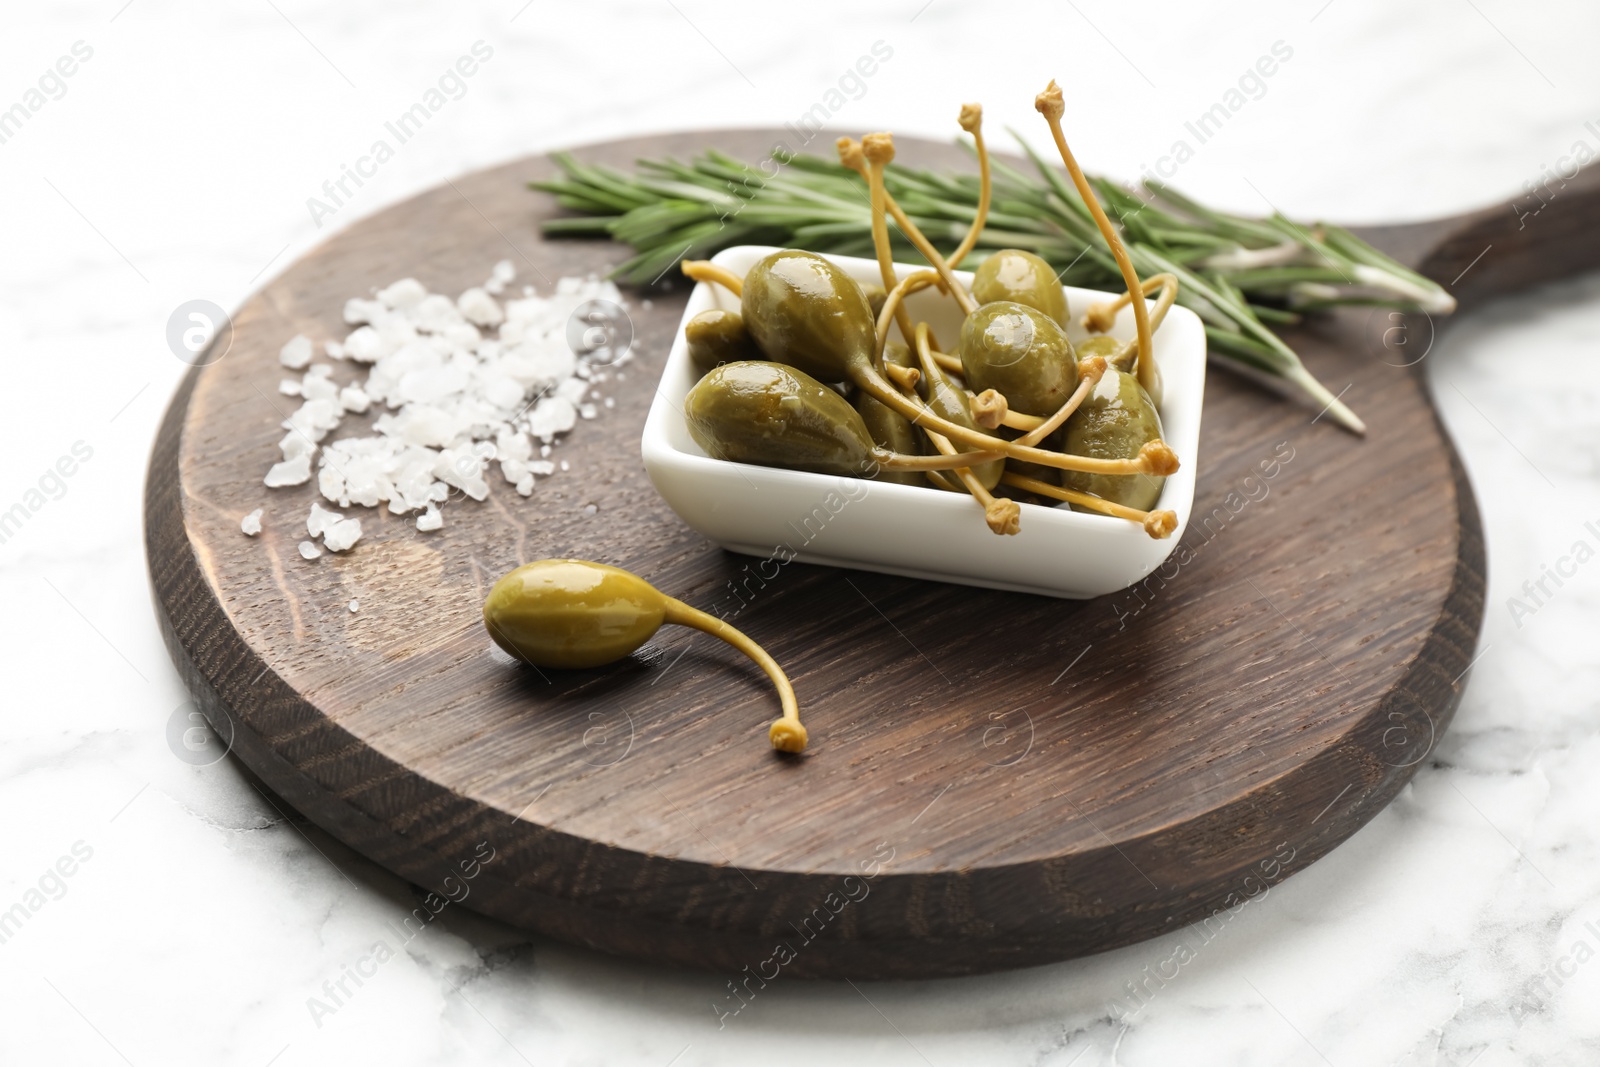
[145,130,1521,978]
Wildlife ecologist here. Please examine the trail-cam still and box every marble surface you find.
[3,1,1599,1063]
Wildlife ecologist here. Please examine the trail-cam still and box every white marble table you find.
[3,1,1597,1063]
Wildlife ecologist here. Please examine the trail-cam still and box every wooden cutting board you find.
[148,129,1573,979]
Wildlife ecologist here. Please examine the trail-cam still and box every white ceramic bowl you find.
[640,247,1206,599]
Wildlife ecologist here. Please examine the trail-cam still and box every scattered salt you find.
[343,297,385,325]
[265,454,312,487]
[301,374,338,403]
[457,287,504,327]
[528,396,577,441]
[483,259,516,296]
[339,385,370,414]
[348,599,360,612]
[298,540,321,560]
[240,508,263,536]
[256,265,628,562]
[278,379,301,396]
[560,460,570,472]
[342,325,384,362]
[306,501,344,538]
[322,518,362,552]
[603,397,615,409]
[556,377,589,405]
[377,278,428,310]
[279,334,314,369]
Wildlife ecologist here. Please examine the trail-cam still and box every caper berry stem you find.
[875,447,1005,472]
[681,259,744,297]
[945,104,991,273]
[660,597,807,753]
[928,346,963,377]
[1036,81,1157,398]
[998,409,1044,432]
[1014,355,1108,447]
[856,365,1177,478]
[858,132,978,318]
[844,136,919,348]
[884,362,921,391]
[1084,273,1178,335]
[1084,273,1177,395]
[970,388,1008,430]
[913,322,1021,535]
[1001,472,1178,539]
[874,268,942,360]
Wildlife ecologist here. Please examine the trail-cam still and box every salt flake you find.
[279,334,314,369]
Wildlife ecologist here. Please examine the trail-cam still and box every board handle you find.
[1366,163,1600,311]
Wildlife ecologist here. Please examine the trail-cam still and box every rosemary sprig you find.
[532,143,1456,433]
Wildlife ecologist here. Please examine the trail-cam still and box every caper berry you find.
[1061,370,1166,511]
[484,559,808,752]
[958,301,1079,417]
[972,249,1068,326]
[685,308,759,376]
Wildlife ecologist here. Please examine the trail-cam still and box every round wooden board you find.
[148,130,1495,979]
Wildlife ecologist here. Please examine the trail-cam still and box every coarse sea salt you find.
[280,334,314,369]
[322,518,362,553]
[255,264,627,555]
[240,508,263,536]
[306,501,343,538]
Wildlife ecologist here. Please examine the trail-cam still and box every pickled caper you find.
[685,360,1001,480]
[686,361,879,476]
[685,308,759,375]
[483,559,808,753]
[1061,370,1167,511]
[958,301,1079,418]
[1075,335,1125,365]
[972,249,1068,327]
[740,250,877,384]
[861,282,889,322]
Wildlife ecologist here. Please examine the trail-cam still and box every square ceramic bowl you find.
[640,246,1206,599]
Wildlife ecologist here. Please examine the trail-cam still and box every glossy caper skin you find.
[856,341,923,485]
[958,301,1079,417]
[685,360,877,476]
[741,250,876,383]
[685,308,760,375]
[971,249,1068,326]
[861,282,889,322]
[483,560,665,669]
[1061,370,1166,511]
[918,350,1003,492]
[1076,335,1124,365]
